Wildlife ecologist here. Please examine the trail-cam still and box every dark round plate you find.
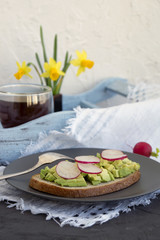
[4,148,160,203]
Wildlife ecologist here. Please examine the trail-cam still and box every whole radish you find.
[133,142,159,158]
[133,142,152,157]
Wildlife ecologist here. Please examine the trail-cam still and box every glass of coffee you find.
[0,84,53,128]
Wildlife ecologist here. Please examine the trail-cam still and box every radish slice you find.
[56,161,80,179]
[78,163,102,174]
[101,149,127,161]
[75,155,100,164]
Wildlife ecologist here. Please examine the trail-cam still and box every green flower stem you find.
[40,26,50,86]
[54,58,71,95]
[27,62,44,85]
[40,26,48,62]
[53,53,72,95]
[35,53,43,73]
[53,34,58,91]
[47,78,52,88]
[53,76,64,95]
[53,34,57,61]
[35,53,48,86]
[64,51,69,67]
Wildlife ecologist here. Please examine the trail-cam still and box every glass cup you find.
[0,84,53,128]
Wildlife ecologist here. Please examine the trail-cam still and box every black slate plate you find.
[4,148,160,203]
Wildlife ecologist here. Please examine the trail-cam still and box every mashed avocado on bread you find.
[39,156,140,187]
[29,149,140,198]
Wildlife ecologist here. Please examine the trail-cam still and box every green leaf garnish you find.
[151,148,160,158]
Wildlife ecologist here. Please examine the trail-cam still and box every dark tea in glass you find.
[0,84,53,128]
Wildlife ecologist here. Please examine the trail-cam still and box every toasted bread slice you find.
[29,171,140,198]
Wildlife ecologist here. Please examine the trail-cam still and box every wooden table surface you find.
[0,195,160,240]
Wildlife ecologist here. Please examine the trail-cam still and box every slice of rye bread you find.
[29,170,141,198]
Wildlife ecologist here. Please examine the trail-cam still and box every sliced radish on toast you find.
[78,163,102,174]
[56,161,80,179]
[75,155,100,164]
[101,149,127,161]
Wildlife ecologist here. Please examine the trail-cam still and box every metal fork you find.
[0,152,73,180]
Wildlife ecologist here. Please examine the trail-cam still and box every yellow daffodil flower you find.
[70,50,94,76]
[41,58,65,81]
[14,61,32,80]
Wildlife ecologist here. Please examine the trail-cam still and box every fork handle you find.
[0,163,41,181]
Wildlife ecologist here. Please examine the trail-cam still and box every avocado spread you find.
[40,155,140,187]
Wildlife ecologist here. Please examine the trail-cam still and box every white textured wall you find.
[1,0,160,94]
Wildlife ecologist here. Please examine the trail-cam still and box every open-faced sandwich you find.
[29,149,140,198]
